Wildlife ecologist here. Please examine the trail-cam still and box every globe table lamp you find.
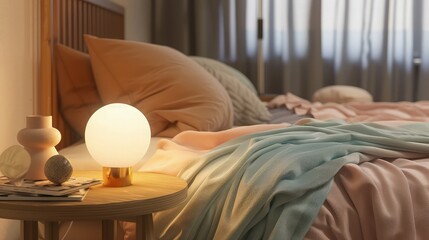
[85,103,151,187]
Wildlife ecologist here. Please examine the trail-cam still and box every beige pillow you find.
[191,56,271,125]
[55,44,103,136]
[312,85,373,103]
[84,35,234,137]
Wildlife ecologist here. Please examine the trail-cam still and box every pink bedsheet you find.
[268,93,429,123]
[306,157,429,240]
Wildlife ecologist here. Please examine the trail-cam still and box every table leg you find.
[22,221,38,240]
[44,221,60,240]
[102,219,116,240]
[136,214,154,240]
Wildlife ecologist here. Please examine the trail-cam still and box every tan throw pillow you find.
[55,44,103,136]
[191,56,271,126]
[84,35,234,137]
[312,85,373,103]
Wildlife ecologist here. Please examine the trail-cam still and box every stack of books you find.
[0,176,101,201]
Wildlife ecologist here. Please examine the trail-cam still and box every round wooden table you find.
[0,171,188,240]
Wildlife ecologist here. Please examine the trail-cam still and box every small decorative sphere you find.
[44,155,73,184]
[0,145,31,180]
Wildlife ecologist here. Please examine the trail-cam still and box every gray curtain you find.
[264,0,324,99]
[418,0,429,99]
[264,0,415,101]
[150,0,427,101]
[150,0,259,86]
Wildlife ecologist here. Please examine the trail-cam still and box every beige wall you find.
[0,0,37,152]
[0,0,36,237]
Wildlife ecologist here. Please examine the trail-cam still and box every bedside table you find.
[0,171,187,240]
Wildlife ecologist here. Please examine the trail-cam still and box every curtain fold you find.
[149,0,426,102]
[264,0,324,98]
[418,0,429,100]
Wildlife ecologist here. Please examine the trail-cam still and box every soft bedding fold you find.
[268,93,429,123]
[306,157,429,239]
[119,119,429,240]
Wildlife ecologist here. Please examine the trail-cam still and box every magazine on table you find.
[0,176,101,197]
[0,188,89,202]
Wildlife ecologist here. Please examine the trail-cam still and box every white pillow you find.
[312,85,373,103]
[191,56,271,125]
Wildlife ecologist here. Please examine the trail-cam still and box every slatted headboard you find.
[39,0,124,149]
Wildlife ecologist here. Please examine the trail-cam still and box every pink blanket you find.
[306,157,429,239]
[268,93,429,123]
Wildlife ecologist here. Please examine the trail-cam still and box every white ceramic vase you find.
[17,115,61,180]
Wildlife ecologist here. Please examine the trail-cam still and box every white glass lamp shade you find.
[85,103,151,186]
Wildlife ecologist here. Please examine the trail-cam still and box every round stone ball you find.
[44,155,73,185]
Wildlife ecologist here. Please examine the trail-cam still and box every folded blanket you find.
[127,119,429,240]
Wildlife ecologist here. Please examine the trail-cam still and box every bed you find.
[7,0,429,239]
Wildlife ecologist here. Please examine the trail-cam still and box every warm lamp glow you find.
[85,103,151,186]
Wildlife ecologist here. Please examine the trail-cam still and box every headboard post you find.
[39,0,54,116]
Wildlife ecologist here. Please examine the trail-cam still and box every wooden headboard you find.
[39,0,124,149]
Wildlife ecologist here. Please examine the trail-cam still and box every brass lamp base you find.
[102,167,133,187]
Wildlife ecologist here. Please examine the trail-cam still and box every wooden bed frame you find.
[39,0,124,149]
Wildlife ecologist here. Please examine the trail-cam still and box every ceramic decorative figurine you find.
[17,115,61,180]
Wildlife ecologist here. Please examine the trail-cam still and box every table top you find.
[0,171,188,221]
